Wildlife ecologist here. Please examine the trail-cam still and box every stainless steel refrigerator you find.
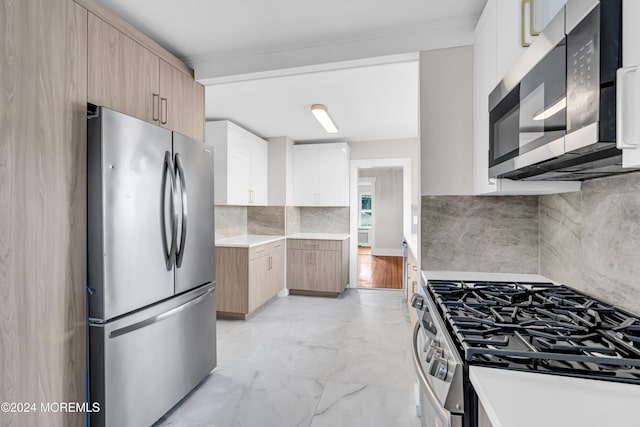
[87,106,216,427]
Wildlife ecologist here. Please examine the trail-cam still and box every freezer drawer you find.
[89,283,216,427]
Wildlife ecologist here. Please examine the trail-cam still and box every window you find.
[359,193,373,227]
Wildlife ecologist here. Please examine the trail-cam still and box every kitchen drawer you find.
[287,239,341,251]
[267,240,284,254]
[249,240,284,260]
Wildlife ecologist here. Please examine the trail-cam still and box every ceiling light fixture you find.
[311,104,338,133]
[533,97,566,121]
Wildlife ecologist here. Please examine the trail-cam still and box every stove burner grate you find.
[428,279,640,384]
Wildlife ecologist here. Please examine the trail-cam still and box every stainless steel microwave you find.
[488,0,632,181]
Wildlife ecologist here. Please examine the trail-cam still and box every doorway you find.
[349,158,411,291]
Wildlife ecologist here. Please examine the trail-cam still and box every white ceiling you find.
[98,0,487,64]
[206,61,418,142]
[98,0,487,142]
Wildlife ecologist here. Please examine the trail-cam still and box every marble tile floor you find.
[155,289,420,427]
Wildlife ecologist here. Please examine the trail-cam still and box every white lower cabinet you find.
[207,120,268,205]
[292,142,349,206]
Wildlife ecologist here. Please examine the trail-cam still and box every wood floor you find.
[357,246,403,289]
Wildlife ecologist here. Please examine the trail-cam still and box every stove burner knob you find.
[425,342,442,363]
[429,356,448,381]
[411,294,425,310]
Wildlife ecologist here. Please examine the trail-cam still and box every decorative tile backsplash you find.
[216,205,349,238]
[421,196,539,273]
[299,207,350,234]
[540,172,640,315]
[215,206,247,239]
[286,206,301,235]
[420,172,640,315]
[248,206,285,235]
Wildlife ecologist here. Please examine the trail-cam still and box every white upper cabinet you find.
[620,0,640,167]
[532,0,567,34]
[293,143,350,206]
[472,0,579,195]
[207,121,268,206]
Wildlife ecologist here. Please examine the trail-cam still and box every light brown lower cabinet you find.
[215,240,284,319]
[407,248,420,324]
[287,238,349,297]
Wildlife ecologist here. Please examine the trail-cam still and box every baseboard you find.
[277,288,290,298]
[370,248,403,257]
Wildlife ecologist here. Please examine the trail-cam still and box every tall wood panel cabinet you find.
[1,1,88,426]
[87,13,205,142]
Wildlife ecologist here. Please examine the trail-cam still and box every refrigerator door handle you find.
[109,286,214,339]
[175,153,188,268]
[161,151,179,271]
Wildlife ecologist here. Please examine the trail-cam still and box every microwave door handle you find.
[412,322,452,425]
[175,153,188,268]
[617,66,640,149]
[161,151,178,271]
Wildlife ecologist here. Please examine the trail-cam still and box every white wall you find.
[266,136,295,205]
[349,138,420,205]
[420,46,474,195]
[359,169,404,255]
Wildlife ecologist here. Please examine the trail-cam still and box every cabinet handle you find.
[521,0,532,47]
[248,189,254,204]
[268,256,272,270]
[617,66,640,149]
[152,93,160,122]
[529,0,540,36]
[160,97,168,124]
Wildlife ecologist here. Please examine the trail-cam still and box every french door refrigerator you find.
[87,106,216,427]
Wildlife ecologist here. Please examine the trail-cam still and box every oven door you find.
[412,323,463,427]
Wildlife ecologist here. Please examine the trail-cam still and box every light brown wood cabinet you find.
[287,238,349,297]
[159,59,205,142]
[2,1,88,425]
[216,240,284,319]
[406,247,420,324]
[87,13,204,142]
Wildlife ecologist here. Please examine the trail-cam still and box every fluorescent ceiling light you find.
[311,104,338,133]
[533,97,566,121]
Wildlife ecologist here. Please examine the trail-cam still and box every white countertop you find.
[422,270,553,284]
[287,233,350,241]
[470,366,640,427]
[215,235,284,248]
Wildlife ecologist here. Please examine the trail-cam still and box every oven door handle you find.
[412,322,452,425]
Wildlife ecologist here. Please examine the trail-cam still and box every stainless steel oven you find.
[488,0,628,181]
[410,289,465,427]
[411,270,640,427]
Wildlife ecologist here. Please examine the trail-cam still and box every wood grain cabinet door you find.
[88,13,159,124]
[287,249,312,291]
[248,255,268,313]
[159,60,205,142]
[269,249,285,298]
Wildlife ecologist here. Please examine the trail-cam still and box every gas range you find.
[429,279,640,384]
[411,272,640,427]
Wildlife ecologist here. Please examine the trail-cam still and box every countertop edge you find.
[286,233,350,241]
[215,235,285,248]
